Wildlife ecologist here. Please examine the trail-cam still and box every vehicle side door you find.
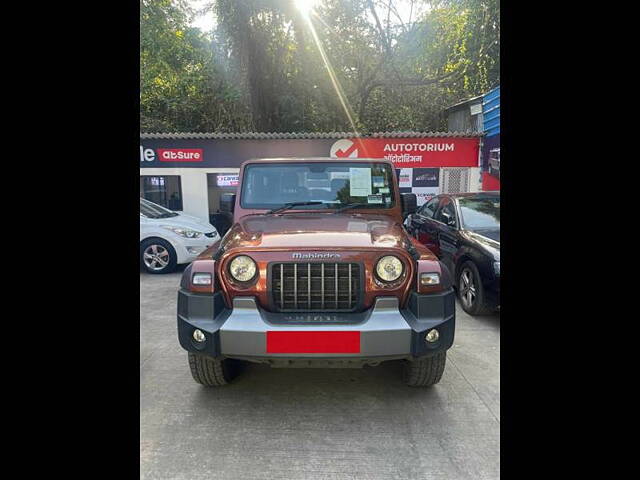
[409,196,441,256]
[433,197,460,275]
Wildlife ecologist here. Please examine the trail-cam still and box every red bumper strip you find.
[266,331,361,354]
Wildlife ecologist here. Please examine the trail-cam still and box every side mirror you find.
[220,193,236,215]
[441,211,456,228]
[401,193,417,217]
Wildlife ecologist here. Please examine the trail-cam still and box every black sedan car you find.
[406,192,500,315]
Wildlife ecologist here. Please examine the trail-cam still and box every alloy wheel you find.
[459,268,477,308]
[143,244,170,271]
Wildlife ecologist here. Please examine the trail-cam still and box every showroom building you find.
[140,131,483,224]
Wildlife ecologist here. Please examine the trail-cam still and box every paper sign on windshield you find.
[349,168,372,197]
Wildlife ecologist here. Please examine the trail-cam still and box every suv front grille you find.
[271,262,360,312]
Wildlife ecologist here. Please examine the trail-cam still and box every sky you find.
[187,0,431,33]
[189,0,215,32]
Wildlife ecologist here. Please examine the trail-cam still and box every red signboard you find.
[329,138,479,168]
[157,148,203,162]
[482,171,501,191]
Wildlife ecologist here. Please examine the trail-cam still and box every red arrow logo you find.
[334,141,358,158]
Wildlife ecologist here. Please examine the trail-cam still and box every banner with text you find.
[140,136,479,169]
[329,138,479,168]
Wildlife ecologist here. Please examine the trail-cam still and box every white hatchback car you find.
[140,198,219,274]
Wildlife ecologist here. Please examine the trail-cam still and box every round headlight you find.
[375,256,403,282]
[228,255,257,282]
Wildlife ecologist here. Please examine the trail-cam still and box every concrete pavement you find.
[140,268,500,480]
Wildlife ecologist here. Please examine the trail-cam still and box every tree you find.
[140,0,500,132]
[140,0,251,131]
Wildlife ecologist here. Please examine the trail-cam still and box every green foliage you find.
[140,0,500,132]
[140,0,251,131]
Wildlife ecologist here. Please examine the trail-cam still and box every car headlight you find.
[494,261,500,275]
[162,226,203,238]
[375,256,403,282]
[229,255,257,282]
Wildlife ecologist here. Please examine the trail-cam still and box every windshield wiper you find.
[267,201,323,214]
[332,203,363,214]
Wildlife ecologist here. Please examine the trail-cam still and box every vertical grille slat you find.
[335,263,338,309]
[321,263,325,310]
[279,264,284,308]
[293,263,297,309]
[308,263,311,309]
[348,263,352,307]
[272,262,360,312]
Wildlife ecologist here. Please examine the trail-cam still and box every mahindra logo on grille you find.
[292,253,341,259]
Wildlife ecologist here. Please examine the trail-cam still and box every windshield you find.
[240,162,396,210]
[458,196,500,230]
[140,198,179,219]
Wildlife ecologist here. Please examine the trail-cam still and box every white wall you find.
[468,167,481,192]
[140,168,239,222]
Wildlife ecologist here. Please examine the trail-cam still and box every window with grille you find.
[441,168,470,194]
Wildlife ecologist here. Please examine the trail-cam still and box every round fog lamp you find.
[425,329,439,343]
[193,329,206,343]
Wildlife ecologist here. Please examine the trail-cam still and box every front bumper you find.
[177,290,455,364]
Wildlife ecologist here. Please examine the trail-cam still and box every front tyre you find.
[140,238,177,274]
[188,353,238,386]
[403,352,446,387]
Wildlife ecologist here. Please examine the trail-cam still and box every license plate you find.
[266,331,361,354]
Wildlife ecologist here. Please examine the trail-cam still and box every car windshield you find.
[458,196,500,230]
[140,198,179,219]
[240,162,396,210]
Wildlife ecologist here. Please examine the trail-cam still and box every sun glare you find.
[293,0,361,137]
[294,0,319,17]
[301,10,360,137]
